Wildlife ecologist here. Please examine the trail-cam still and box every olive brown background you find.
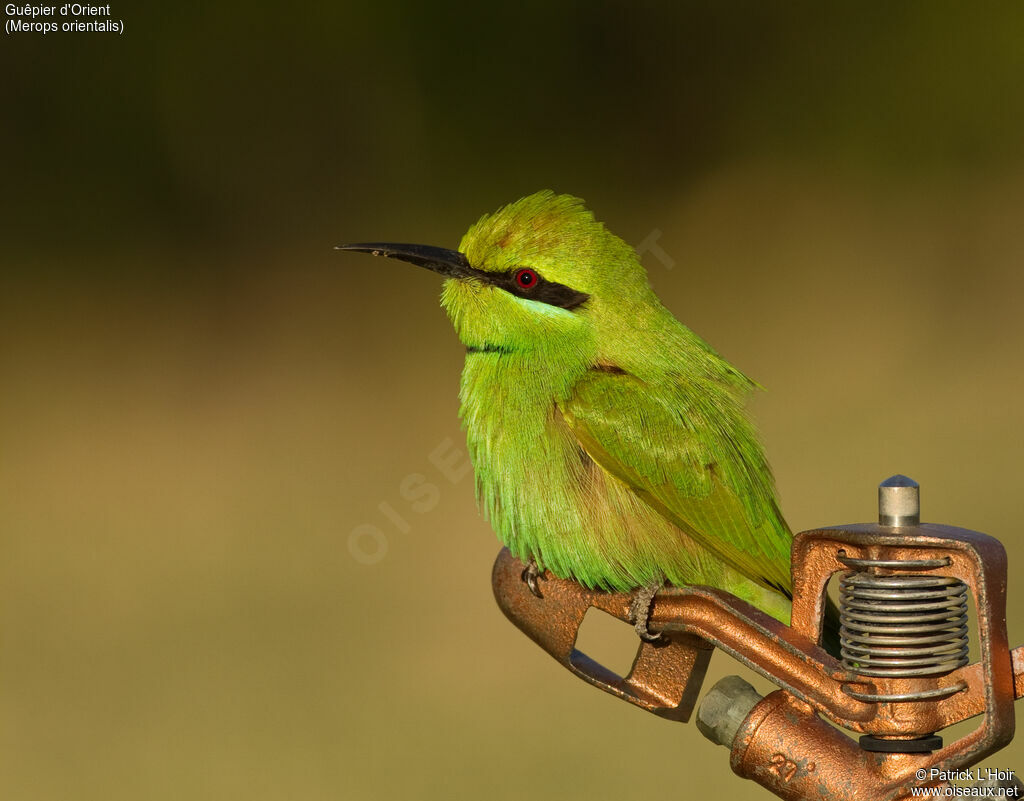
[3,3,1024,799]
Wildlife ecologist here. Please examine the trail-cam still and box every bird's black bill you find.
[337,240,591,311]
[335,242,473,279]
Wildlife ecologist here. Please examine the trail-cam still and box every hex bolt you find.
[878,474,920,527]
[696,675,764,748]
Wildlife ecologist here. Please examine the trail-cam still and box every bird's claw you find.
[521,559,544,598]
[630,582,665,643]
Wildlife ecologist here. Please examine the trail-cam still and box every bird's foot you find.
[521,558,545,598]
[630,581,665,643]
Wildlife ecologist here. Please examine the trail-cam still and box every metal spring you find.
[838,559,969,681]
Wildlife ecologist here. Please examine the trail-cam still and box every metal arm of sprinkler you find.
[491,477,1024,800]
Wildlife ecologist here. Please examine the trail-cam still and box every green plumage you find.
[342,190,798,625]
[443,191,793,623]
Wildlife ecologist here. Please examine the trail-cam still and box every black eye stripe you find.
[459,262,589,310]
[492,267,589,310]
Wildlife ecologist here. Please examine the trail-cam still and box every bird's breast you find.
[456,355,688,589]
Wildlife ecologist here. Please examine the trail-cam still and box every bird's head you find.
[338,191,657,359]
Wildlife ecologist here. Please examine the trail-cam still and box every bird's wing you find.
[558,368,793,595]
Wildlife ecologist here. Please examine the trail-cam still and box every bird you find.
[338,191,806,641]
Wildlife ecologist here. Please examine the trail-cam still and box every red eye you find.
[514,268,538,289]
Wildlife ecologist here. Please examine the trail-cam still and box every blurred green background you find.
[3,3,1024,799]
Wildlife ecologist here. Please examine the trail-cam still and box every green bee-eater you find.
[340,191,797,636]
